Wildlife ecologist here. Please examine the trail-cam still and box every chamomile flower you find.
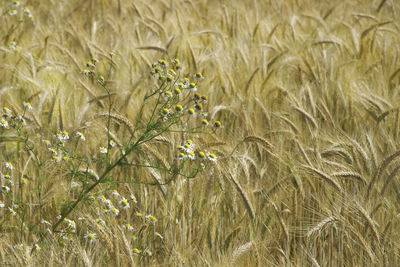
[207,153,217,162]
[8,9,17,16]
[177,82,187,89]
[43,139,51,146]
[119,198,130,209]
[172,58,180,64]
[175,104,183,113]
[144,249,153,256]
[198,151,206,160]
[76,132,86,141]
[194,72,204,80]
[163,90,173,98]
[91,58,98,64]
[177,152,186,160]
[157,59,167,67]
[213,121,222,129]
[146,215,158,223]
[21,178,28,185]
[23,101,32,110]
[195,103,202,111]
[174,87,182,96]
[81,69,91,75]
[186,139,194,146]
[41,219,51,225]
[0,200,5,208]
[48,147,58,155]
[12,1,20,7]
[62,131,69,140]
[189,83,197,92]
[104,199,113,208]
[4,162,14,170]
[187,108,195,116]
[108,139,116,147]
[14,115,25,124]
[64,219,76,229]
[99,147,108,154]
[110,207,120,217]
[51,155,59,162]
[201,95,208,102]
[95,218,106,226]
[155,232,164,239]
[200,112,208,117]
[194,93,201,103]
[130,193,138,203]
[111,189,120,196]
[188,151,195,160]
[2,174,12,184]
[201,119,209,127]
[123,223,134,231]
[34,244,41,251]
[161,108,170,116]
[0,119,8,128]
[183,143,192,153]
[84,232,96,243]
[168,68,176,76]
[166,75,174,82]
[9,207,16,216]
[133,248,141,254]
[1,185,10,193]
[2,107,10,116]
[136,212,143,217]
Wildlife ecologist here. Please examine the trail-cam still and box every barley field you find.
[1,0,400,266]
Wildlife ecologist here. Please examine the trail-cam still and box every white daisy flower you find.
[187,151,195,160]
[1,174,12,184]
[1,185,10,193]
[123,223,134,231]
[207,153,217,162]
[84,232,96,243]
[99,147,107,154]
[111,189,119,196]
[95,218,106,226]
[189,82,197,92]
[8,9,17,16]
[64,219,76,229]
[176,152,186,160]
[4,162,14,170]
[43,139,51,146]
[9,207,17,216]
[119,198,130,209]
[130,193,138,203]
[108,139,116,147]
[155,232,164,239]
[0,118,9,128]
[110,207,119,217]
[76,132,86,141]
[23,102,32,110]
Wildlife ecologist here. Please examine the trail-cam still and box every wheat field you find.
[1,0,400,266]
